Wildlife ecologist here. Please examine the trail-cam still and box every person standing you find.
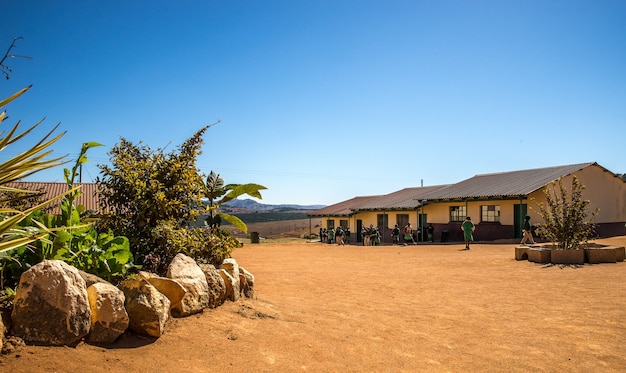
[362,226,370,246]
[427,224,435,243]
[328,228,335,244]
[520,215,535,245]
[404,223,416,245]
[392,224,400,245]
[345,227,351,244]
[335,226,345,246]
[461,216,475,250]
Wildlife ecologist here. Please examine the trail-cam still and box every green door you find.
[514,204,528,238]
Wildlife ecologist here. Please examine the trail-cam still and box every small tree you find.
[534,176,598,250]
[96,127,208,262]
[203,170,266,233]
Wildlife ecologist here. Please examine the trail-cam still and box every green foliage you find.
[203,170,267,233]
[148,221,240,273]
[97,126,240,274]
[0,85,69,295]
[1,143,137,288]
[534,176,599,250]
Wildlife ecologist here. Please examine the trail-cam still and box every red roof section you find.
[6,182,101,214]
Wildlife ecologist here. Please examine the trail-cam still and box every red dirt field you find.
[1,236,625,372]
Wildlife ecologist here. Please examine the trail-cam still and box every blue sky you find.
[1,1,624,205]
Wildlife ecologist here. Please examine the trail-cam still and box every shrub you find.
[149,221,240,274]
[534,176,599,250]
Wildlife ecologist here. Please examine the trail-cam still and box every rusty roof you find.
[308,185,450,216]
[308,162,605,215]
[307,196,382,216]
[5,182,101,214]
[354,185,450,210]
[420,162,597,201]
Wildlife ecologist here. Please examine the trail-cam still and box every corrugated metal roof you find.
[354,185,450,210]
[5,182,101,214]
[420,162,596,200]
[307,196,382,216]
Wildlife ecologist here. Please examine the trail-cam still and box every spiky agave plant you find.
[0,85,69,254]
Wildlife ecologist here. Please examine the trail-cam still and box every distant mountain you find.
[223,198,325,212]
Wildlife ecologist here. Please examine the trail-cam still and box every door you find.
[356,219,363,243]
[514,204,527,239]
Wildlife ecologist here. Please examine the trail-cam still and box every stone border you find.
[516,245,625,265]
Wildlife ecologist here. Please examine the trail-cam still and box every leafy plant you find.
[150,220,238,271]
[0,85,69,294]
[203,170,266,233]
[533,176,599,250]
[96,126,213,272]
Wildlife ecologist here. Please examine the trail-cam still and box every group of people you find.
[391,223,436,245]
[320,226,350,245]
[317,215,534,250]
[361,225,381,246]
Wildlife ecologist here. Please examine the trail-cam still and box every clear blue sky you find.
[1,1,624,205]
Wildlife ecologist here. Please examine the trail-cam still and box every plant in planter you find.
[533,176,599,264]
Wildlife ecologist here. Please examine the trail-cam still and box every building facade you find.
[309,163,626,243]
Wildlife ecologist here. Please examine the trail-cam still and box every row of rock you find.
[2,253,254,347]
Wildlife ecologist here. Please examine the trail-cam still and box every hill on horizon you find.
[223,198,325,212]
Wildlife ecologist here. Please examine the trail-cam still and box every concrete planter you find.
[550,249,585,265]
[527,248,551,264]
[517,244,625,265]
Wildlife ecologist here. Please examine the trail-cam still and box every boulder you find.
[118,277,170,338]
[218,269,236,302]
[239,266,255,298]
[220,258,240,301]
[78,270,110,288]
[166,254,211,317]
[87,282,129,344]
[198,264,227,308]
[138,271,187,310]
[11,260,91,346]
[0,311,4,351]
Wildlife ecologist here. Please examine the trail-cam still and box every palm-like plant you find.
[203,170,266,233]
[0,85,68,254]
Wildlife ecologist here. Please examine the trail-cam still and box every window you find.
[397,214,409,228]
[481,205,500,222]
[377,214,388,228]
[339,219,348,229]
[327,219,335,229]
[450,206,466,222]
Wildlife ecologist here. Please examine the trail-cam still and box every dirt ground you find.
[1,236,625,372]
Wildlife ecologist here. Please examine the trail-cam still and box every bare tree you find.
[0,37,32,80]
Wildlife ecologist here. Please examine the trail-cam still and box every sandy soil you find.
[1,236,625,372]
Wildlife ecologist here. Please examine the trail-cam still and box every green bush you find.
[534,176,599,250]
[148,221,241,274]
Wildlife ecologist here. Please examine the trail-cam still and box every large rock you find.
[198,264,227,308]
[166,254,211,317]
[0,311,5,351]
[138,271,187,310]
[218,269,236,302]
[118,277,170,338]
[87,282,129,344]
[78,270,110,288]
[11,260,91,346]
[239,266,255,298]
[220,258,241,301]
